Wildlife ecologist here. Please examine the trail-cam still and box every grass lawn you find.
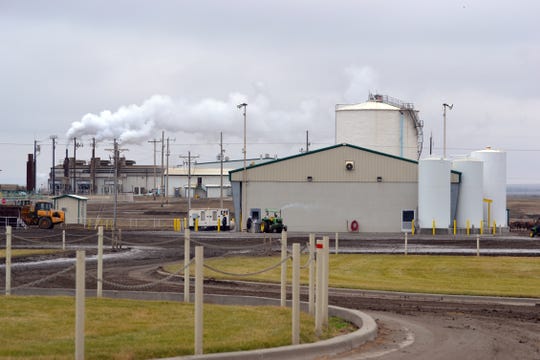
[0,296,351,359]
[165,254,540,298]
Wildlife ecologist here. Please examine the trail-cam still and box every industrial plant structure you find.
[230,94,507,233]
[335,93,424,160]
[47,155,274,198]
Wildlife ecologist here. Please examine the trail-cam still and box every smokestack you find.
[26,154,35,192]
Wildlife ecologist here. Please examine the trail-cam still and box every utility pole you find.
[148,138,162,195]
[164,137,175,205]
[179,152,199,217]
[106,139,127,248]
[305,130,310,152]
[161,131,165,201]
[220,132,225,209]
[50,135,57,195]
[72,137,83,194]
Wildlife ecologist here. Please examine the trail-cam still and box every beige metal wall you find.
[231,145,418,183]
[246,181,417,232]
[232,144,419,232]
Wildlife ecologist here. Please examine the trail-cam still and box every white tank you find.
[418,157,451,229]
[470,148,507,227]
[335,99,420,160]
[452,158,484,228]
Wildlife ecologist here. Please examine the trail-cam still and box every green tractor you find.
[260,208,287,233]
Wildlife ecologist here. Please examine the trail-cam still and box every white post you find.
[292,243,300,345]
[322,236,329,326]
[5,226,12,296]
[184,228,191,303]
[194,246,204,355]
[404,232,408,256]
[308,234,315,316]
[315,239,323,335]
[62,229,66,251]
[476,235,480,257]
[334,232,339,254]
[97,227,103,298]
[75,250,85,360]
[280,230,287,307]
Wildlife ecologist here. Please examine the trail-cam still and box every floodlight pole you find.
[237,103,248,231]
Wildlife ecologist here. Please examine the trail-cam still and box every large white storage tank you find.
[335,94,423,160]
[452,158,484,228]
[470,147,507,227]
[418,157,451,229]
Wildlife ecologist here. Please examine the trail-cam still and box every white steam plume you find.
[343,65,379,103]
[66,91,323,146]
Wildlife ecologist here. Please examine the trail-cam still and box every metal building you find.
[335,94,424,161]
[229,143,420,233]
[52,194,88,225]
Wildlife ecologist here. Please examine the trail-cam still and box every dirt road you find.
[2,195,540,359]
[2,225,539,359]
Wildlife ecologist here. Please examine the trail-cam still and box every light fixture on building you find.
[307,176,313,182]
[377,176,383,182]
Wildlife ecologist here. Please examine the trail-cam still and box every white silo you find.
[470,147,507,227]
[335,94,423,160]
[418,157,451,230]
[452,158,484,228]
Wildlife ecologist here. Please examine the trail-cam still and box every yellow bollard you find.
[195,218,199,232]
[480,220,484,235]
[493,221,497,235]
[217,216,221,232]
[432,220,436,236]
[453,219,456,235]
[411,219,415,236]
[466,220,470,236]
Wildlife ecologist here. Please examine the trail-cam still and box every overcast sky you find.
[1,0,539,188]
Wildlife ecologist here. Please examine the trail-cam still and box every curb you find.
[161,294,378,360]
[11,289,377,360]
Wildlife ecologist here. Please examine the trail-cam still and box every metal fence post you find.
[280,230,288,307]
[404,232,408,256]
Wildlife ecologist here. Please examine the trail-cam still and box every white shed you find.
[53,194,88,225]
